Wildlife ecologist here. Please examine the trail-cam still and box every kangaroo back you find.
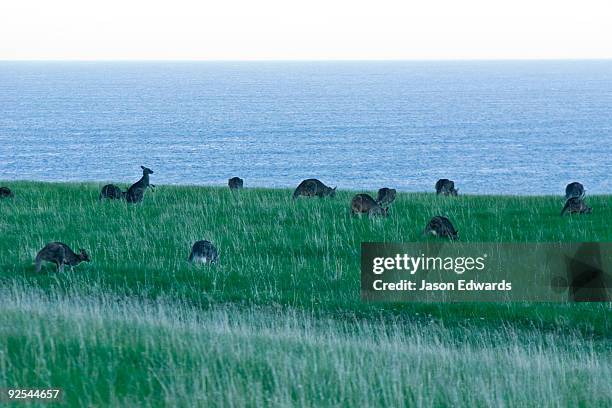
[351,194,379,214]
[293,179,315,199]
[565,182,585,200]
[99,184,124,200]
[0,187,13,198]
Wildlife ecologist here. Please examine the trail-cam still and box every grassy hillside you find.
[0,182,610,406]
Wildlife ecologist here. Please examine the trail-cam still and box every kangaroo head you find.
[329,187,337,197]
[79,249,91,262]
[141,166,154,175]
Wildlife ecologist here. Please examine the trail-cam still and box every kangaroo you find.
[561,197,592,215]
[351,194,389,218]
[435,179,458,196]
[99,184,125,200]
[424,216,459,240]
[228,177,244,189]
[565,182,585,200]
[293,179,336,199]
[35,242,90,273]
[376,188,396,207]
[126,166,155,203]
[188,240,219,264]
[0,187,13,198]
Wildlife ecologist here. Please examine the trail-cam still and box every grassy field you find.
[0,181,610,407]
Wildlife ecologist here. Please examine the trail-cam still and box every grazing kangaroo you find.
[561,197,592,215]
[228,177,244,189]
[565,182,585,200]
[188,240,219,264]
[35,242,90,273]
[376,188,396,207]
[0,186,13,198]
[126,166,155,203]
[293,179,336,199]
[99,184,125,200]
[435,179,458,196]
[351,194,388,218]
[424,216,459,240]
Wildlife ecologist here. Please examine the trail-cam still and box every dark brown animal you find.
[376,188,396,206]
[126,166,155,203]
[351,194,388,218]
[0,187,13,198]
[293,179,336,199]
[565,182,585,200]
[561,197,592,215]
[35,242,91,273]
[435,179,458,196]
[424,216,459,240]
[188,240,219,264]
[228,177,244,189]
[99,184,125,200]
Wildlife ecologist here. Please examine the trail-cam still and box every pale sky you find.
[1,0,611,60]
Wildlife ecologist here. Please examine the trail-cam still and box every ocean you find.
[0,60,610,195]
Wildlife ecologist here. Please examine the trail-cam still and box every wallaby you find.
[565,182,585,200]
[435,179,458,196]
[376,188,396,206]
[293,179,336,199]
[126,166,155,203]
[351,193,388,218]
[424,216,459,240]
[99,184,125,200]
[0,186,13,198]
[188,240,219,264]
[561,197,592,215]
[228,177,244,189]
[35,242,90,273]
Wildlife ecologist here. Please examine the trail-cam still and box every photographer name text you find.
[370,254,512,292]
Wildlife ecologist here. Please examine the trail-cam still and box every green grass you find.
[0,181,611,407]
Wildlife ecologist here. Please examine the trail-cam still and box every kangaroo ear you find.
[141,165,145,170]
[333,187,337,191]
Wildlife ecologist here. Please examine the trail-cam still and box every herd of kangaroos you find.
[0,167,594,273]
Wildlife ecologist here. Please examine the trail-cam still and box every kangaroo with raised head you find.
[228,177,244,189]
[293,179,336,199]
[561,197,592,215]
[188,240,219,264]
[435,179,458,196]
[565,182,585,200]
[376,188,396,207]
[99,184,125,200]
[351,193,389,218]
[0,187,13,198]
[424,216,459,240]
[126,166,155,203]
[35,242,91,273]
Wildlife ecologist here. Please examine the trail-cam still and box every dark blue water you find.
[0,61,611,194]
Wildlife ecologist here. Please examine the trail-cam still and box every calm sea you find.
[0,61,610,195]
